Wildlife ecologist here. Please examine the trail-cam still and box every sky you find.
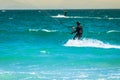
[0,0,120,9]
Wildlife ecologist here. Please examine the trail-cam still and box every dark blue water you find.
[0,9,120,80]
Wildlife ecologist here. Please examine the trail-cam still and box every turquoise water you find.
[0,9,120,80]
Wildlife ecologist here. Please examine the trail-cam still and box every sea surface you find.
[0,9,120,80]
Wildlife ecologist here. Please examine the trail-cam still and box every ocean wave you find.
[41,29,57,32]
[51,15,120,20]
[51,14,68,18]
[0,29,58,35]
[51,15,101,19]
[40,50,47,54]
[28,29,40,32]
[64,38,120,49]
[108,18,120,20]
[107,30,120,33]
[28,29,57,33]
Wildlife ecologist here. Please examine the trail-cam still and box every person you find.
[64,11,67,16]
[71,21,83,40]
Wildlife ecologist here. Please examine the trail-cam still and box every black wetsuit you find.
[72,26,83,40]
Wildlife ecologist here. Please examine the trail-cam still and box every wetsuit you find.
[72,26,83,40]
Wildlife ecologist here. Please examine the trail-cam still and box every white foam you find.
[28,29,57,32]
[40,50,47,54]
[77,16,102,19]
[108,17,120,20]
[64,38,120,49]
[28,29,40,32]
[51,14,68,18]
[51,15,102,19]
[41,29,57,32]
[9,17,13,20]
[51,15,120,20]
[107,30,120,33]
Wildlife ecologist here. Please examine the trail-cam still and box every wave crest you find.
[51,14,67,18]
[51,15,120,20]
[28,29,57,33]
[41,29,57,32]
[107,30,120,33]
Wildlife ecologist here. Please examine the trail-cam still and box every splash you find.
[64,38,120,49]
[51,14,68,18]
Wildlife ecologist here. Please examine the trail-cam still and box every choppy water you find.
[0,9,120,80]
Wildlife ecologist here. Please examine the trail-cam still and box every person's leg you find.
[77,34,82,40]
[78,35,81,39]
[73,34,77,40]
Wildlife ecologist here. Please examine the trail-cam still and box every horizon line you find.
[0,8,120,10]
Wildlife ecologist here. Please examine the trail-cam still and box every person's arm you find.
[71,29,77,34]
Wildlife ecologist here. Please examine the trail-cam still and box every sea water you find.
[0,9,120,80]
